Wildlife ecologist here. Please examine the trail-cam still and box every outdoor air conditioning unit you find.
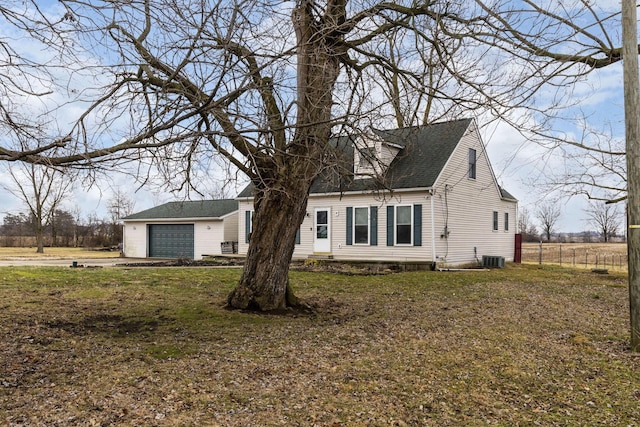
[482,255,505,268]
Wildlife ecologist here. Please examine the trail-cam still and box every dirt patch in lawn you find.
[120,256,402,276]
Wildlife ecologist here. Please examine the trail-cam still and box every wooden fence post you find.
[559,244,562,266]
[539,241,542,265]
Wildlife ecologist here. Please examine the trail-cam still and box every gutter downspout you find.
[121,223,126,257]
[430,189,437,269]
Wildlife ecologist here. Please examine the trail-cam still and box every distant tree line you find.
[518,200,625,244]
[0,210,123,249]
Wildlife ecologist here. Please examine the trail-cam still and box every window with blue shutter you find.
[396,205,412,245]
[413,204,422,246]
[346,207,353,245]
[387,204,421,246]
[387,206,394,246]
[245,210,253,243]
[354,207,369,244]
[370,206,378,246]
[347,206,377,246]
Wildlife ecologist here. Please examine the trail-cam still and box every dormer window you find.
[358,147,377,168]
[354,132,402,179]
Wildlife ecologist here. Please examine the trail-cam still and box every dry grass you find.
[522,242,628,271]
[0,247,121,259]
[0,264,638,426]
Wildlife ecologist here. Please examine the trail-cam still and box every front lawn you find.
[0,264,638,426]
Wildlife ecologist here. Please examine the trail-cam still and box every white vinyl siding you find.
[241,193,431,262]
[195,221,225,257]
[432,121,516,263]
[224,211,239,241]
[239,184,515,265]
[122,222,147,258]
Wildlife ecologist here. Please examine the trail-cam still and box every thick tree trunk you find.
[227,0,344,311]
[227,180,311,310]
[35,226,44,254]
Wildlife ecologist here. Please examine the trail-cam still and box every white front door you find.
[313,208,331,253]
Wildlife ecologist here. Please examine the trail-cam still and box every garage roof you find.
[122,199,238,220]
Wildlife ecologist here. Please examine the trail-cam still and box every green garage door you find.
[148,224,194,259]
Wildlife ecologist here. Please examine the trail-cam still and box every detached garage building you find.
[121,199,238,259]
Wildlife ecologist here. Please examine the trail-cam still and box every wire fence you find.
[521,243,628,271]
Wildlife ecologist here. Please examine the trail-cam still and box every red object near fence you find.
[514,233,522,263]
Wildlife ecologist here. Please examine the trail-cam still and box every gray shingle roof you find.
[123,199,238,220]
[499,187,517,201]
[239,118,474,197]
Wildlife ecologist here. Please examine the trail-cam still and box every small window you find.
[396,205,413,245]
[316,210,328,239]
[469,148,477,179]
[354,207,369,244]
[493,211,498,231]
[504,212,509,231]
[245,210,254,243]
[359,147,377,168]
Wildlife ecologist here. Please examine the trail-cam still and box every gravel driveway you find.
[0,257,160,267]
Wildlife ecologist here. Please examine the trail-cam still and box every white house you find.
[237,118,518,267]
[121,199,238,259]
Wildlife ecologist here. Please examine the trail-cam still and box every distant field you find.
[0,247,121,259]
[522,242,628,270]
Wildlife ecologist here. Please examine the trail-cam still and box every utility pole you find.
[622,0,640,352]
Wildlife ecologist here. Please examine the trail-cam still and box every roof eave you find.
[122,216,227,222]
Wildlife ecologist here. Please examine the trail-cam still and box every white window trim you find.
[395,205,413,246]
[504,212,509,232]
[492,211,499,232]
[353,206,370,245]
[469,148,477,180]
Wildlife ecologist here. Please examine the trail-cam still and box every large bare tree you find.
[0,0,514,311]
[585,200,623,243]
[0,1,637,312]
[2,161,74,253]
[107,187,136,247]
[517,206,539,243]
[537,202,562,243]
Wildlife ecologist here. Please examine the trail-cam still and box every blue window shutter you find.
[245,210,251,243]
[387,205,394,246]
[370,206,378,246]
[295,227,301,244]
[346,207,353,245]
[414,204,422,246]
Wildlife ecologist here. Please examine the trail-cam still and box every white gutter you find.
[237,186,436,201]
[430,190,437,265]
[122,217,225,222]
